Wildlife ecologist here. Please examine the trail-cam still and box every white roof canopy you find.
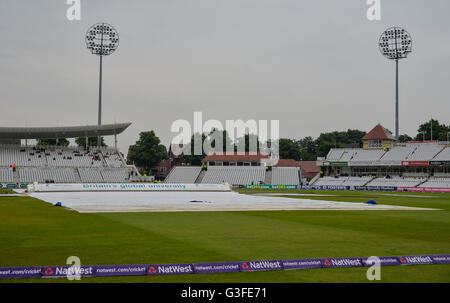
[0,123,132,139]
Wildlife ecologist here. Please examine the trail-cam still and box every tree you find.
[204,129,234,154]
[75,137,107,147]
[235,133,260,153]
[297,136,317,161]
[127,131,167,173]
[182,133,208,166]
[278,138,301,160]
[398,134,413,143]
[37,138,70,147]
[314,129,366,157]
[415,119,449,141]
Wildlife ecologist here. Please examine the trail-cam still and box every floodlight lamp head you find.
[85,22,119,56]
[379,26,412,60]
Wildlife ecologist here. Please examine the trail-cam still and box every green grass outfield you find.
[0,189,449,283]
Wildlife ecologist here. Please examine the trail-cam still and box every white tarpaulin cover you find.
[29,191,434,213]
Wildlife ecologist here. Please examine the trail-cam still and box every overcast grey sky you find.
[1,0,449,154]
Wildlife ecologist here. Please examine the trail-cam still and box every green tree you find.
[398,134,413,143]
[415,119,449,141]
[314,129,366,157]
[314,132,343,157]
[75,137,107,147]
[127,131,168,173]
[37,138,70,147]
[182,133,208,166]
[204,129,234,154]
[235,133,260,153]
[297,136,317,161]
[278,138,301,160]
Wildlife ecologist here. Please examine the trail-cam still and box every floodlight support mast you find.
[379,27,412,142]
[395,58,399,141]
[86,22,119,148]
[98,55,103,147]
[97,28,104,148]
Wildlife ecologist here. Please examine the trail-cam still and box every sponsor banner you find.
[240,260,283,272]
[30,183,231,192]
[301,185,353,191]
[406,140,438,144]
[41,265,96,278]
[312,185,325,190]
[245,185,298,190]
[398,255,434,265]
[397,186,424,192]
[397,187,450,193]
[301,185,325,190]
[95,264,148,277]
[348,161,377,167]
[321,258,363,268]
[430,255,450,264]
[301,185,326,190]
[421,187,450,193]
[401,161,429,166]
[361,256,400,267]
[328,162,348,167]
[354,186,368,191]
[282,259,322,270]
[1,254,449,279]
[429,161,450,166]
[193,262,241,274]
[376,160,403,167]
[349,160,404,167]
[322,185,350,191]
[147,263,194,275]
[0,266,42,279]
[361,186,397,192]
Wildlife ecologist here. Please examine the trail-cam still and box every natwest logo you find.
[43,267,54,275]
[400,256,433,264]
[241,260,282,271]
[147,264,193,275]
[322,258,362,267]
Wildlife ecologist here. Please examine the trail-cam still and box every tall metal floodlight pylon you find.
[85,23,119,147]
[379,27,412,141]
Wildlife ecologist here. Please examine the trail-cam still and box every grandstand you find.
[200,166,266,186]
[314,125,450,190]
[432,147,450,161]
[0,124,306,187]
[350,149,386,162]
[312,124,450,190]
[164,166,202,183]
[164,165,303,187]
[365,176,425,188]
[419,178,450,188]
[271,167,300,186]
[0,123,137,186]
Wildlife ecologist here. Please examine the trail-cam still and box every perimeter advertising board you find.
[28,183,232,192]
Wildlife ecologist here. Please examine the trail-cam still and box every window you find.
[368,140,382,148]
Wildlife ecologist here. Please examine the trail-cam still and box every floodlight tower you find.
[379,27,412,141]
[85,22,119,147]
